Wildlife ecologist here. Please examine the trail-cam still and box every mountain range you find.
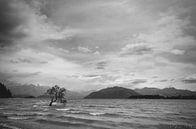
[134,87,196,97]
[1,80,196,99]
[2,81,88,99]
[85,86,196,99]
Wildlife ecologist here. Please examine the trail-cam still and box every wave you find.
[157,124,195,129]
[8,116,31,120]
[33,105,38,108]
[89,112,106,116]
[88,112,121,118]
[43,108,49,111]
[84,105,107,108]
[0,123,21,129]
[55,108,121,117]
[38,117,113,129]
[56,115,118,128]
[84,105,119,109]
[3,112,53,118]
[42,105,50,108]
[55,107,120,117]
[56,108,70,111]
[56,108,87,115]
[36,119,108,129]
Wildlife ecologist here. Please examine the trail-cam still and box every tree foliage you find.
[46,85,66,106]
[0,82,12,98]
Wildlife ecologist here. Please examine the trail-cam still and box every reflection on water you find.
[0,98,196,129]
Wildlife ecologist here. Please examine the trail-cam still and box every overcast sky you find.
[0,0,196,91]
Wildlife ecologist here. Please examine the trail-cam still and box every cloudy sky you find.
[0,0,196,91]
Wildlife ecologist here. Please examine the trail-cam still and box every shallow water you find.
[0,98,196,129]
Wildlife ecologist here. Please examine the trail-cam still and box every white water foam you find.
[33,105,38,108]
[89,112,105,116]
[56,108,70,111]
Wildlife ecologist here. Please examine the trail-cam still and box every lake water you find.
[0,98,196,129]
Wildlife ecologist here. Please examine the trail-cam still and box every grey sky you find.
[0,0,196,91]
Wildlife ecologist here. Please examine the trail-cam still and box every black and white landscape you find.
[0,0,196,129]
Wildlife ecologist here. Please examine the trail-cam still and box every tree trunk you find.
[49,101,53,106]
[49,97,56,106]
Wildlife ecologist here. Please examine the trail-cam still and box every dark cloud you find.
[159,47,196,65]
[0,0,28,46]
[152,76,159,78]
[131,79,147,85]
[10,58,32,64]
[10,58,48,64]
[40,61,48,64]
[96,61,107,69]
[84,74,101,78]
[182,77,196,84]
[154,79,168,82]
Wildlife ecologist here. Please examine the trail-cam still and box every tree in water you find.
[47,85,67,106]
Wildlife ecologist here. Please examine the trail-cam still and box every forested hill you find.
[85,86,139,99]
[0,83,12,98]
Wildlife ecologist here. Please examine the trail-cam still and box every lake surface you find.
[0,98,196,129]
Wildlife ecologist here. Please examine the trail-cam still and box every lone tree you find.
[46,85,67,106]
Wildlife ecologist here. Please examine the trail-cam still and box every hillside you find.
[134,87,196,97]
[7,84,50,97]
[3,81,86,99]
[85,86,139,99]
[0,83,12,98]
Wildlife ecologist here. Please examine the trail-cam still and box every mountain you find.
[134,87,196,97]
[0,83,12,98]
[1,81,48,97]
[2,81,85,99]
[85,86,139,99]
[7,84,50,97]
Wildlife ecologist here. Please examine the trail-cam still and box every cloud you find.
[0,0,74,49]
[0,0,196,91]
[131,79,147,85]
[84,74,101,78]
[93,51,101,56]
[154,79,168,82]
[170,49,185,55]
[182,74,196,83]
[159,49,196,65]
[120,43,152,56]
[96,61,107,70]
[10,58,32,64]
[80,74,102,80]
[77,46,92,53]
[0,0,27,46]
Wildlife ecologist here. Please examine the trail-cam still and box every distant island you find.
[85,86,196,99]
[0,83,12,98]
